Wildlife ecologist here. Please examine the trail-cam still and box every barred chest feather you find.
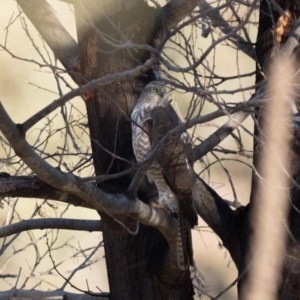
[131,103,178,213]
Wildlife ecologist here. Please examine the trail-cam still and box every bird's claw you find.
[151,202,173,216]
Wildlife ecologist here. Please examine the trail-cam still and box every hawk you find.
[131,81,198,269]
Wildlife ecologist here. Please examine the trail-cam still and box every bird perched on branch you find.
[131,81,198,269]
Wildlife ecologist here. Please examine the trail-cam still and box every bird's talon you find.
[151,202,173,216]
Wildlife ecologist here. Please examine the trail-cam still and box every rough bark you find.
[0,175,93,208]
[0,218,102,238]
[238,0,300,298]
[0,289,109,299]
[16,0,81,84]
[73,1,197,299]
[8,0,252,299]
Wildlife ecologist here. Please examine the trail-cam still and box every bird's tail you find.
[176,209,194,270]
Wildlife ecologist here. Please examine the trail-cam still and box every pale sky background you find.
[0,1,257,299]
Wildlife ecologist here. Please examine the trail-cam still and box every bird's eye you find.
[150,86,158,93]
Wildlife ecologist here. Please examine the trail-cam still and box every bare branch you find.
[162,0,198,30]
[60,0,74,3]
[200,0,255,59]
[16,0,81,83]
[192,18,300,161]
[193,107,253,160]
[0,218,102,238]
[160,1,257,73]
[282,17,300,58]
[0,175,92,208]
[0,289,109,299]
[147,0,198,48]
[241,54,294,300]
[0,100,179,264]
[192,177,239,263]
[64,242,103,290]
[21,57,156,133]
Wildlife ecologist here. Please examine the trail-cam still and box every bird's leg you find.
[151,202,173,216]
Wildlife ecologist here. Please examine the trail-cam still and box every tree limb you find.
[193,18,300,161]
[0,101,169,225]
[20,57,155,133]
[200,0,255,60]
[0,218,102,238]
[16,0,81,84]
[162,0,198,30]
[0,100,182,268]
[193,109,252,160]
[151,0,198,47]
[3,95,243,271]
[0,175,93,208]
[282,18,300,58]
[0,289,109,300]
[193,177,240,264]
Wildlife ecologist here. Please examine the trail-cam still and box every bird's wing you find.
[146,105,198,227]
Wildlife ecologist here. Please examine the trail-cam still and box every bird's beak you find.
[163,92,171,102]
[159,86,167,98]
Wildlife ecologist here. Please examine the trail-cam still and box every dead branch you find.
[0,218,102,238]
[16,0,81,84]
[241,54,295,300]
[0,175,92,208]
[20,57,156,133]
[0,289,109,299]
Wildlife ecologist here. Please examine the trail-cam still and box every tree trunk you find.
[238,0,300,297]
[73,1,194,299]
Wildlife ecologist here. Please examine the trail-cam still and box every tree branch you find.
[162,0,198,30]
[193,108,252,160]
[0,100,182,267]
[282,18,300,58]
[193,177,240,264]
[151,0,198,47]
[200,0,255,60]
[0,289,109,300]
[21,57,156,133]
[193,18,300,161]
[0,175,93,208]
[0,101,166,222]
[16,0,81,84]
[0,218,102,238]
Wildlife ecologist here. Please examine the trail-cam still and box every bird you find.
[131,81,198,269]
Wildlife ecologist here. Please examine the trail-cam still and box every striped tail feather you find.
[176,208,194,270]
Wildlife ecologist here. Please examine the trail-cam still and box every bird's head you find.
[138,81,170,107]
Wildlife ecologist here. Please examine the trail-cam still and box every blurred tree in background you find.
[0,0,299,299]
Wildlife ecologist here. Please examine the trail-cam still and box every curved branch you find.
[0,100,180,266]
[282,18,300,57]
[193,109,252,160]
[200,0,255,60]
[0,289,109,300]
[162,0,198,30]
[0,175,93,208]
[193,177,240,265]
[0,218,102,238]
[16,0,81,83]
[21,57,156,133]
[193,178,234,241]
[192,18,300,161]
[151,0,198,47]
[0,101,162,221]
[161,0,257,73]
